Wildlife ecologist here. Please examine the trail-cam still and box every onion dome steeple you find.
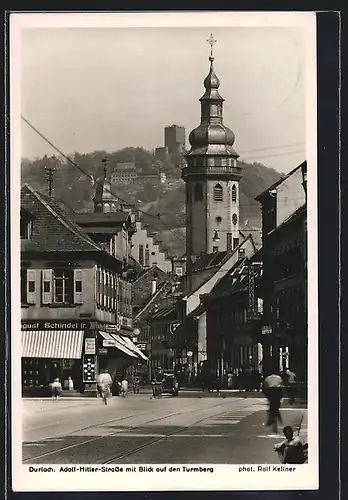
[93,158,119,213]
[187,34,239,159]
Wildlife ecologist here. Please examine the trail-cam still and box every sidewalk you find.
[22,391,307,407]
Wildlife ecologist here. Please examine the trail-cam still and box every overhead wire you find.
[21,115,306,249]
[21,115,187,247]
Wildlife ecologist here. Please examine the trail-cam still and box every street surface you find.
[22,392,307,465]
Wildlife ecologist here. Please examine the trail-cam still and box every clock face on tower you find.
[232,213,238,225]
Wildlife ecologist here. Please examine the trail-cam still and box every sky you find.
[19,18,313,173]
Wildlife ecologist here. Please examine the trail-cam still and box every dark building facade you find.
[202,256,263,386]
[255,161,307,380]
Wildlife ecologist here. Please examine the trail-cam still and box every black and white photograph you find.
[11,11,318,491]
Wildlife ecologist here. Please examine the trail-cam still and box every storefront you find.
[21,320,89,395]
[21,320,149,396]
[96,324,148,381]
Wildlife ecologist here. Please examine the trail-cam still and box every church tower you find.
[182,35,243,262]
[93,159,119,213]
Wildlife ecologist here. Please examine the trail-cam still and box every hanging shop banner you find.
[85,338,96,355]
[103,339,115,348]
[105,324,121,334]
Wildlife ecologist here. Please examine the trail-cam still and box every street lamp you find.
[213,230,220,243]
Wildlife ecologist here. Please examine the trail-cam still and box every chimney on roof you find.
[227,232,232,253]
[151,279,157,296]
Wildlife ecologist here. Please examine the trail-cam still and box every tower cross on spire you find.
[207,33,217,58]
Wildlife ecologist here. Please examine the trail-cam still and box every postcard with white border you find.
[11,10,318,492]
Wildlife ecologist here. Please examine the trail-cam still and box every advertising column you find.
[83,335,98,397]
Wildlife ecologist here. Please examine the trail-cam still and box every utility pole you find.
[44,165,55,196]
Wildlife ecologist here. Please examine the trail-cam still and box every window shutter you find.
[115,276,119,315]
[99,267,102,305]
[112,274,116,311]
[106,272,110,309]
[26,269,36,304]
[128,283,132,316]
[103,270,107,308]
[120,279,124,315]
[95,267,99,305]
[41,269,53,304]
[74,269,83,304]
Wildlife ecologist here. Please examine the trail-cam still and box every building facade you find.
[131,219,172,273]
[202,256,263,386]
[21,185,146,396]
[110,162,138,185]
[255,162,307,380]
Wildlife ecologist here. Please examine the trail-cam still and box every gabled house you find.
[20,184,147,396]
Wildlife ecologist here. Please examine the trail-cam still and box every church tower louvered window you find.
[214,184,223,202]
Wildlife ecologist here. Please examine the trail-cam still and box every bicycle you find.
[152,381,163,399]
[101,385,111,405]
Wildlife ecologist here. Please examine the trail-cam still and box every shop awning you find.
[22,330,84,359]
[112,334,149,362]
[99,331,137,358]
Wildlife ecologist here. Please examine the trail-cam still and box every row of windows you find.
[271,247,304,281]
[190,183,238,203]
[274,286,305,328]
[213,307,249,327]
[20,268,132,316]
[189,157,237,168]
[21,268,83,305]
[95,267,132,316]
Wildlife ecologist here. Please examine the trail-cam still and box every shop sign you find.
[98,348,108,355]
[170,321,181,335]
[137,343,147,350]
[262,326,272,335]
[105,324,121,333]
[103,339,115,348]
[85,338,96,355]
[21,320,90,330]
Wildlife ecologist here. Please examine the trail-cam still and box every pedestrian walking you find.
[120,378,129,397]
[263,368,283,433]
[132,375,140,394]
[152,367,164,398]
[274,425,308,464]
[50,378,62,400]
[284,368,297,405]
[96,368,113,405]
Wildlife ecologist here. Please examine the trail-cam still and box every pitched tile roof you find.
[134,282,173,322]
[192,251,230,272]
[255,161,306,201]
[21,184,104,253]
[267,203,306,236]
